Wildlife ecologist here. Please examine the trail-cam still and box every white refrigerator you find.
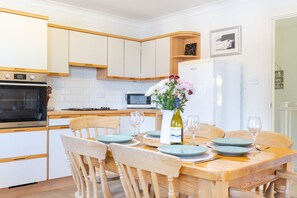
[178,59,241,131]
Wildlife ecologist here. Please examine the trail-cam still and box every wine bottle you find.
[170,98,183,145]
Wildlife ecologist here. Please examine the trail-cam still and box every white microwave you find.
[125,92,154,109]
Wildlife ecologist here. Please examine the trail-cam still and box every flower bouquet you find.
[145,75,194,112]
[145,75,194,144]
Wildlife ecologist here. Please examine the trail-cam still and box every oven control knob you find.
[4,73,10,79]
[30,74,35,80]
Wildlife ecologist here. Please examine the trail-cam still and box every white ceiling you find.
[47,0,219,21]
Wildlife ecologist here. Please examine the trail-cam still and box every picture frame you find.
[184,43,197,55]
[210,26,242,57]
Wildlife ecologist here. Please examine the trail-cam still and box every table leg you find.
[199,179,229,198]
[274,162,294,197]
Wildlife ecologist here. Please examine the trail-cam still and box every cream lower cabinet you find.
[48,117,76,179]
[0,130,47,188]
[0,11,47,70]
[48,27,69,75]
[48,128,73,179]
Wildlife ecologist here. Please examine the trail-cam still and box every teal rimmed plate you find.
[146,130,161,138]
[157,145,207,156]
[213,146,251,156]
[97,135,133,144]
[212,138,253,147]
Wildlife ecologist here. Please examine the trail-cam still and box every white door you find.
[179,60,215,125]
[141,40,156,78]
[0,12,47,70]
[124,40,141,78]
[48,27,69,74]
[108,37,124,77]
[156,37,170,77]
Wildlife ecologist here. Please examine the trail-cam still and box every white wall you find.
[3,0,297,127]
[47,67,154,110]
[140,0,297,130]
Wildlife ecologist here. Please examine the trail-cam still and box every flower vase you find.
[160,110,174,144]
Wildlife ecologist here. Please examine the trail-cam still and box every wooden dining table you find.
[92,136,297,198]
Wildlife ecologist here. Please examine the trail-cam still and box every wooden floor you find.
[0,177,296,198]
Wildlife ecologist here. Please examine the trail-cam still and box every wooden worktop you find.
[47,109,162,117]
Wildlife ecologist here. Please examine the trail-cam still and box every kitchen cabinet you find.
[47,27,69,76]
[48,116,77,179]
[156,37,170,77]
[0,11,47,71]
[124,40,141,78]
[107,37,124,77]
[69,31,107,68]
[141,37,170,79]
[141,40,156,78]
[0,129,47,188]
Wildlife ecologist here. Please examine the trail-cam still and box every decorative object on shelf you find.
[184,43,197,55]
[145,75,194,144]
[210,26,241,57]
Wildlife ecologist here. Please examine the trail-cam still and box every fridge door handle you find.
[190,67,197,70]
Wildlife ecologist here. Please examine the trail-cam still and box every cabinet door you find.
[0,12,47,70]
[0,158,46,188]
[0,131,46,158]
[107,37,124,77]
[48,27,69,74]
[49,128,73,179]
[69,31,107,65]
[141,40,156,78]
[124,40,140,78]
[156,37,170,77]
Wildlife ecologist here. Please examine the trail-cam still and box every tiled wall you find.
[47,67,156,110]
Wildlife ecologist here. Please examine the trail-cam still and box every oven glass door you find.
[0,83,47,128]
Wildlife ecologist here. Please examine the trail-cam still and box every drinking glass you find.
[130,111,144,141]
[186,115,200,145]
[247,116,262,152]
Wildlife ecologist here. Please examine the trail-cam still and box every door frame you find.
[270,12,297,130]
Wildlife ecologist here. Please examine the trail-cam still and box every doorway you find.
[273,16,297,162]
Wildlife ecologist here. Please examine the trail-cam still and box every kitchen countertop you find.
[47,109,161,117]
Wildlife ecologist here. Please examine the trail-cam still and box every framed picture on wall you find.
[210,26,242,57]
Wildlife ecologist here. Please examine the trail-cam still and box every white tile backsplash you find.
[47,67,156,110]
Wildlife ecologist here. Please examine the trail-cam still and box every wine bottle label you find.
[170,127,182,143]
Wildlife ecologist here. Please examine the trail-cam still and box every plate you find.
[180,152,214,162]
[146,130,161,138]
[157,145,207,156]
[212,138,253,146]
[213,146,252,156]
[97,135,133,144]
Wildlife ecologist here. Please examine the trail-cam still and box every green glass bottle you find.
[170,98,183,145]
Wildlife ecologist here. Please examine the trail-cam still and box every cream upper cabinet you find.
[107,37,124,77]
[69,31,107,66]
[0,12,47,70]
[48,27,69,75]
[124,40,141,78]
[141,40,156,78]
[156,37,170,77]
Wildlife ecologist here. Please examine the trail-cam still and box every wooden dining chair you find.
[69,116,120,138]
[60,135,125,198]
[109,143,182,198]
[198,124,225,139]
[226,130,293,197]
[69,116,121,183]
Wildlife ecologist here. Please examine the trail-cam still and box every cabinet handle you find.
[12,156,28,161]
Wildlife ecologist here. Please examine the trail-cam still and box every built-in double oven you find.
[0,72,47,129]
